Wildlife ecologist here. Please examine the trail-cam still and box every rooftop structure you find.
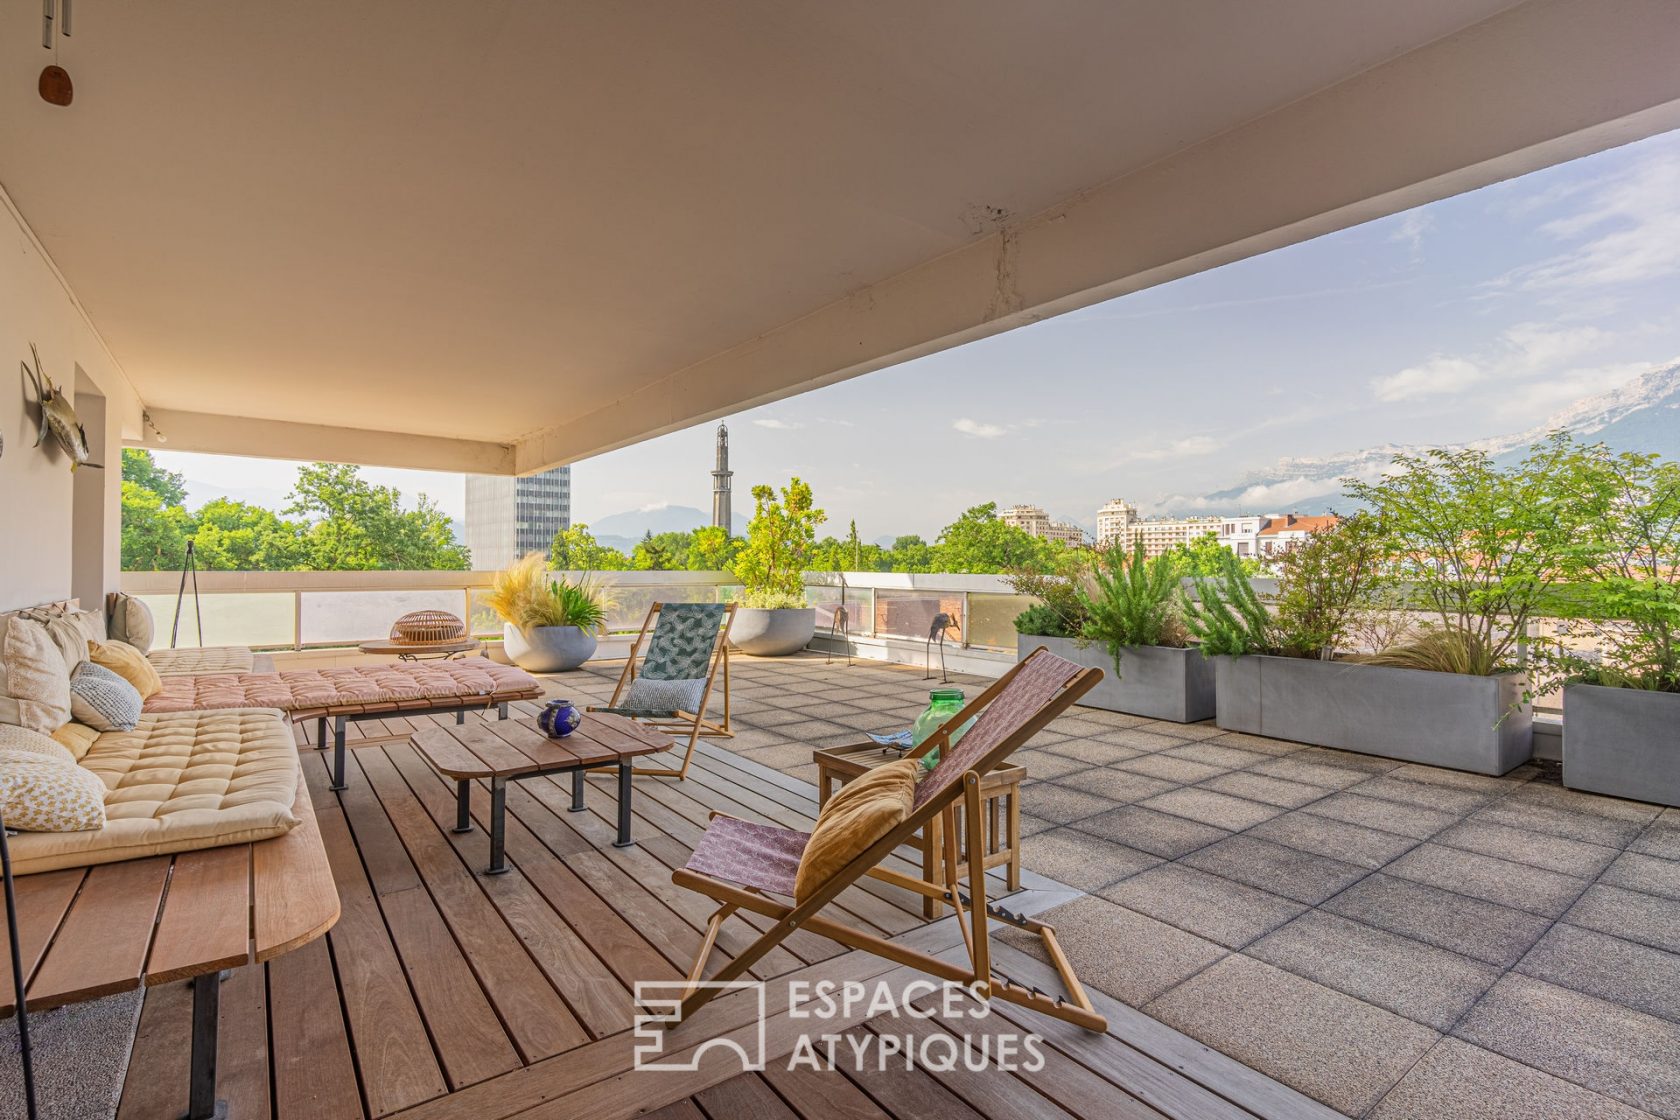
[711,422,733,531]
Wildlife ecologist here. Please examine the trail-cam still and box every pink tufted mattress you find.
[142,658,542,718]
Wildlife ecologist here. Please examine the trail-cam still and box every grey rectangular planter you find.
[1563,684,1680,806]
[1018,635,1215,723]
[1212,654,1533,775]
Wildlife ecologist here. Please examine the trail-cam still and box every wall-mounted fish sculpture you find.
[21,343,101,471]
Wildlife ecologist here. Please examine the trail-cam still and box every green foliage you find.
[1013,603,1079,638]
[932,503,1062,574]
[737,589,810,610]
[733,478,825,603]
[122,458,465,571]
[1082,542,1188,671]
[1356,627,1498,676]
[1166,532,1260,578]
[486,553,607,630]
[1006,544,1094,636]
[542,575,609,631]
[1181,549,1274,656]
[686,526,740,571]
[632,530,686,571]
[122,449,187,506]
[887,535,934,573]
[550,523,631,571]
[1342,432,1603,673]
[1270,514,1390,659]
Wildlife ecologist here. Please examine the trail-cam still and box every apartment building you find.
[465,465,573,568]
[999,504,1090,547]
[1257,513,1339,557]
[1217,515,1270,559]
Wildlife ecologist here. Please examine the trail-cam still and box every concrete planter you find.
[1563,684,1680,805]
[502,622,598,672]
[1213,654,1532,775]
[731,607,816,657]
[1018,635,1215,723]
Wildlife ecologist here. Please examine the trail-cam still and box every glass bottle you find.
[912,688,973,770]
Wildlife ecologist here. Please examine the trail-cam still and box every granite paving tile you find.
[1100,863,1305,948]
[1114,754,1230,784]
[1433,819,1621,879]
[1073,805,1232,859]
[1384,843,1589,918]
[1602,852,1680,902]
[1049,768,1177,803]
[1303,792,1457,841]
[1323,874,1552,968]
[997,895,1227,1007]
[1566,883,1680,955]
[1250,757,1371,789]
[1369,1037,1656,1120]
[1473,800,1647,848]
[1181,834,1367,905]
[1518,923,1680,1025]
[1247,811,1418,869]
[1137,787,1283,831]
[1199,770,1328,809]
[1020,827,1161,891]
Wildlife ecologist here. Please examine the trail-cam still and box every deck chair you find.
[588,602,736,779]
[669,646,1107,1031]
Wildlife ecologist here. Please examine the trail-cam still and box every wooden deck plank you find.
[218,963,275,1120]
[0,866,85,1016]
[693,1072,801,1118]
[146,845,252,983]
[117,979,192,1120]
[318,797,450,1116]
[760,1064,893,1120]
[255,773,341,961]
[28,856,169,1009]
[268,934,363,1120]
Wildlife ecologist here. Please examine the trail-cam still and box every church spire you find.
[711,422,733,530]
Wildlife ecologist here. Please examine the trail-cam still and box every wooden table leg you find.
[486,777,509,875]
[614,761,635,848]
[1007,787,1022,891]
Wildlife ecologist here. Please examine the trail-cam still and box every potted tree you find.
[1014,542,1214,722]
[487,553,608,672]
[730,478,825,656]
[1553,449,1680,804]
[1186,436,1597,776]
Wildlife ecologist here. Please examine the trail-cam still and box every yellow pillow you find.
[50,720,101,762]
[88,639,163,699]
[794,759,918,903]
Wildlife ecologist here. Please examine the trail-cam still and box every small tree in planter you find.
[1545,449,1680,801]
[730,478,826,655]
[487,553,609,672]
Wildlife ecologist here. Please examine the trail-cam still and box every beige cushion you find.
[50,720,101,762]
[0,617,72,734]
[89,639,164,699]
[108,594,155,654]
[794,759,918,903]
[7,707,302,875]
[147,646,256,677]
[0,726,106,833]
[18,605,93,672]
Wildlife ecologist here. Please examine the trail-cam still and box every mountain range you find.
[1166,359,1680,516]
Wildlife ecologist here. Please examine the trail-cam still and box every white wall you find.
[0,189,139,612]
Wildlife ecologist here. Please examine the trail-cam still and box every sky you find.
[153,127,1680,541]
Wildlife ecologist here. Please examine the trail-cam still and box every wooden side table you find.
[814,741,1024,918]
[357,637,485,661]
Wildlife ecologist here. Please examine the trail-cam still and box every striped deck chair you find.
[588,602,736,779]
[669,646,1106,1030]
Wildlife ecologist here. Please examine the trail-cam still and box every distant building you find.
[1257,513,1339,557]
[1217,515,1270,560]
[711,422,733,530]
[999,504,1088,547]
[1095,499,1138,548]
[465,465,572,568]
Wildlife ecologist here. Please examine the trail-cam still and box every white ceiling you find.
[0,0,1611,461]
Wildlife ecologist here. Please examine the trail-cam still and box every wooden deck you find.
[111,699,1340,1120]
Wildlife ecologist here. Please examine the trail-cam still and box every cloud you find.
[1388,211,1433,261]
[953,418,1007,439]
[1371,357,1483,402]
[752,418,804,430]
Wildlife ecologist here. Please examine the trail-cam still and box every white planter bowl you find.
[730,607,816,657]
[502,622,598,672]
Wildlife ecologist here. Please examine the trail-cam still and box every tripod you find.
[171,538,204,650]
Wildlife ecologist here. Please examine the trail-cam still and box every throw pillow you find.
[88,639,163,699]
[50,720,101,762]
[108,593,155,654]
[623,675,706,715]
[0,617,72,734]
[794,759,918,903]
[0,723,78,765]
[19,605,89,672]
[68,662,143,732]
[0,748,106,832]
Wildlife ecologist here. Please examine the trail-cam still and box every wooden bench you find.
[1,772,339,1120]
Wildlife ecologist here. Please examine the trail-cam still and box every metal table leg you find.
[453,779,472,833]
[329,715,348,791]
[497,701,509,720]
[614,760,634,847]
[570,769,585,812]
[183,969,227,1119]
[486,776,509,875]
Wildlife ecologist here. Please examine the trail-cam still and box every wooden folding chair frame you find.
[670,647,1107,1031]
[589,601,736,779]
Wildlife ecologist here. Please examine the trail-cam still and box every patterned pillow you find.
[68,662,142,732]
[0,616,72,734]
[0,748,106,832]
[108,593,155,654]
[623,676,706,715]
[0,723,78,764]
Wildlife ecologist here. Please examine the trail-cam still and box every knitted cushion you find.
[622,676,706,716]
[69,662,143,732]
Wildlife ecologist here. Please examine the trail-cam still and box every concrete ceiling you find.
[4,0,1679,472]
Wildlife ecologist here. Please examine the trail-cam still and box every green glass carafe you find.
[912,688,973,771]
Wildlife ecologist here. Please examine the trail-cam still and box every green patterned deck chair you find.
[589,602,736,779]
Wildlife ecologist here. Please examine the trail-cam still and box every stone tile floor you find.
[559,653,1680,1120]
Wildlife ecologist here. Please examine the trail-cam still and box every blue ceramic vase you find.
[539,698,582,738]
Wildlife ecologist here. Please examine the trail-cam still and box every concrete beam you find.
[515,0,1680,474]
[136,409,514,474]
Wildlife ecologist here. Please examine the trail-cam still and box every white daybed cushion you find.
[7,707,302,875]
[146,646,257,676]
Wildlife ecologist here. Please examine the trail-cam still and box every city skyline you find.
[150,126,1680,541]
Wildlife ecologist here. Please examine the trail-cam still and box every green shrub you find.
[1013,603,1076,638]
[1181,549,1273,656]
[1081,542,1187,675]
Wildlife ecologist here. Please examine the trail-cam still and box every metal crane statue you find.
[924,612,960,683]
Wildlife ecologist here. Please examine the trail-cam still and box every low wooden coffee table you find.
[412,712,671,874]
[358,637,484,661]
